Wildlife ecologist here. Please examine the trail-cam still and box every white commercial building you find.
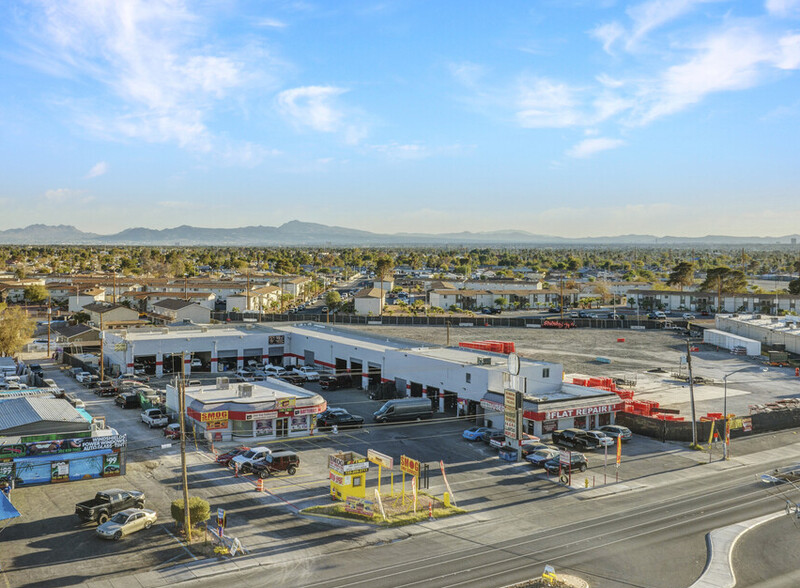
[703,328,762,356]
[714,314,800,355]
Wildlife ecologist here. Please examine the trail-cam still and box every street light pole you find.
[722,366,768,460]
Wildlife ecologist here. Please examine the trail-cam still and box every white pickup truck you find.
[141,408,169,428]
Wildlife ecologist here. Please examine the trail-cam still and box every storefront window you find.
[255,419,274,437]
[574,416,587,429]
[231,419,254,438]
[291,416,308,432]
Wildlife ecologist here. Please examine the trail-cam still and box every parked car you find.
[316,409,364,430]
[578,310,591,318]
[488,432,507,449]
[114,392,140,409]
[96,508,157,540]
[276,374,306,386]
[215,446,250,467]
[526,447,560,467]
[190,358,203,368]
[462,426,493,441]
[519,442,552,456]
[75,371,93,384]
[163,423,195,440]
[76,489,146,524]
[319,375,350,391]
[481,307,501,315]
[544,452,588,475]
[140,408,169,428]
[231,447,273,472]
[607,312,623,319]
[599,425,632,442]
[290,366,321,381]
[250,450,300,478]
[585,430,614,447]
[760,464,800,484]
[373,397,433,423]
[94,381,118,397]
[480,428,502,443]
[682,313,696,320]
[263,365,287,377]
[551,428,598,450]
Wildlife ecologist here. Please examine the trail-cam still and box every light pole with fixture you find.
[722,366,768,460]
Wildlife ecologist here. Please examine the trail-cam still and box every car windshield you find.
[466,427,480,433]
[534,450,552,457]
[110,513,129,524]
[242,450,256,459]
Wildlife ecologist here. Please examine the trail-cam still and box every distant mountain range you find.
[0,222,798,247]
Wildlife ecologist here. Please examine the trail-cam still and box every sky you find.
[1,0,800,238]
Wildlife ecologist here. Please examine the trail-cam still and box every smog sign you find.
[400,455,420,477]
[200,411,228,422]
[367,449,393,469]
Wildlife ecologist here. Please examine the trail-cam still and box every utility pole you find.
[99,314,104,383]
[47,296,52,358]
[686,341,697,447]
[184,274,188,301]
[179,351,191,540]
[246,270,251,311]
[560,277,564,320]
[113,273,117,304]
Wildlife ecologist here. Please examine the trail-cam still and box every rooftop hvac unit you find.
[238,383,253,397]
[476,357,492,366]
[216,377,229,390]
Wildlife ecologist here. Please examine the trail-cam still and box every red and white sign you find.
[543,403,622,421]
[245,411,278,421]
[294,406,319,416]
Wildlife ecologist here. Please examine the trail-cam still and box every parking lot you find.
[4,325,799,587]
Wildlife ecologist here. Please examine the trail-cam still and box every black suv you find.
[551,428,598,450]
[543,452,588,474]
[319,375,350,391]
[316,409,364,430]
[251,451,300,478]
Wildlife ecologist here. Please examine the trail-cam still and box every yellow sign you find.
[542,564,557,582]
[201,410,229,422]
[400,455,420,477]
[277,398,296,411]
[206,420,228,430]
[113,343,127,351]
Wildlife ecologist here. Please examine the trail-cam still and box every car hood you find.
[97,521,123,534]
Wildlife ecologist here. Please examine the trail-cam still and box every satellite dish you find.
[507,352,520,376]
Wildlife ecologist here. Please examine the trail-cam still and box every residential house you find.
[353,288,385,316]
[152,298,212,324]
[82,302,140,327]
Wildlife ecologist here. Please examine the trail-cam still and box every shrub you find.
[170,496,211,528]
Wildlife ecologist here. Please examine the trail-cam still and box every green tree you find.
[789,278,800,295]
[72,311,90,324]
[0,306,35,356]
[170,496,211,530]
[23,284,49,304]
[667,261,695,291]
[325,290,342,309]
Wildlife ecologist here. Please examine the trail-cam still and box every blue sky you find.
[1,0,800,237]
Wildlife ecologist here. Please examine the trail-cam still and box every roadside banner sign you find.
[400,455,420,477]
[742,417,752,432]
[411,475,417,513]
[373,489,387,521]
[615,435,622,466]
[543,565,557,582]
[217,508,226,537]
[439,460,457,507]
[559,449,570,465]
[367,449,393,469]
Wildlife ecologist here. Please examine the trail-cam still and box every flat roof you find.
[112,324,282,342]
[276,323,423,353]
[185,378,323,407]
[406,346,558,369]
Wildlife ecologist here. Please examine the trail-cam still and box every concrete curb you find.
[690,510,784,588]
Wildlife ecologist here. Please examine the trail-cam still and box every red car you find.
[215,446,250,467]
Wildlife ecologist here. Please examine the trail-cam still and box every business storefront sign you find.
[329,454,369,475]
[294,406,319,416]
[543,404,622,421]
[290,416,307,432]
[0,435,127,459]
[103,453,121,477]
[367,449,393,469]
[344,497,374,518]
[205,420,228,431]
[246,411,278,421]
[200,411,229,423]
[0,462,14,480]
[542,420,558,434]
[268,335,285,345]
[400,455,420,477]
[480,399,503,412]
[51,461,69,483]
[255,419,273,436]
[277,398,296,411]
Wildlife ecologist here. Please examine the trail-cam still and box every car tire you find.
[114,531,122,540]
[98,513,110,524]
[259,470,269,479]
[135,501,144,509]
[580,464,587,472]
[287,465,297,476]
[148,423,152,429]
[144,521,152,529]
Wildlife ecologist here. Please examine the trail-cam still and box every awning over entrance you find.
[13,448,112,465]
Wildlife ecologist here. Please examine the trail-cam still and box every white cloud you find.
[567,137,625,158]
[766,0,800,17]
[20,1,259,152]
[85,161,108,178]
[255,17,287,28]
[44,188,91,203]
[626,0,717,48]
[596,73,625,88]
[635,26,800,124]
[277,86,368,143]
[592,21,625,54]
[449,62,486,87]
[516,77,583,128]
[369,143,430,160]
[277,86,347,132]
